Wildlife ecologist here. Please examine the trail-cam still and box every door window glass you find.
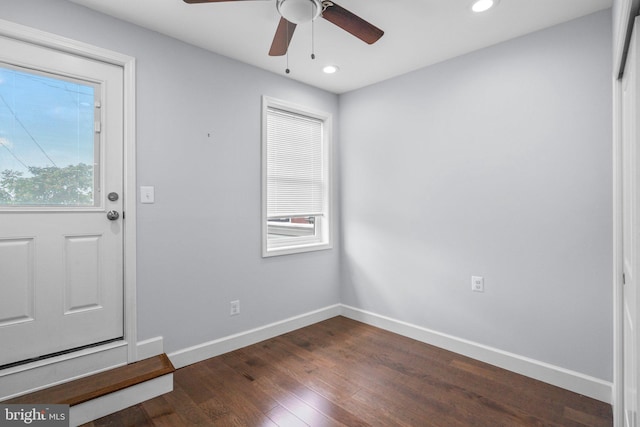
[0,64,99,207]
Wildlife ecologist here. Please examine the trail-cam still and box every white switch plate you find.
[140,186,154,204]
[471,276,484,292]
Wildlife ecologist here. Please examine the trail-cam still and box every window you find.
[0,64,100,207]
[262,96,332,257]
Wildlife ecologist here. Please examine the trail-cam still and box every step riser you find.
[70,374,173,426]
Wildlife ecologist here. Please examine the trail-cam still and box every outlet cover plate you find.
[471,276,484,292]
[230,300,240,316]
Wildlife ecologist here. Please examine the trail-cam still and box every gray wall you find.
[339,10,613,381]
[0,0,341,354]
[1,1,613,382]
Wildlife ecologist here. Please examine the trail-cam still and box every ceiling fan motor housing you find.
[276,0,322,24]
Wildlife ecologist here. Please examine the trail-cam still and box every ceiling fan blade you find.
[321,2,383,44]
[269,17,297,56]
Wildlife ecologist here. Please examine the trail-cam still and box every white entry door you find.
[623,17,640,427]
[0,37,124,367]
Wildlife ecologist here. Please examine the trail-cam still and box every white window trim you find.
[261,96,333,257]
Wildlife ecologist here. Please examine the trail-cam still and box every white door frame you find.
[614,73,625,427]
[614,2,640,425]
[0,18,137,399]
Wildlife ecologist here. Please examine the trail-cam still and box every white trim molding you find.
[122,55,138,364]
[136,337,165,361]
[340,305,613,404]
[169,305,342,369]
[612,73,625,426]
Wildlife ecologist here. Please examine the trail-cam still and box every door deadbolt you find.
[108,192,119,202]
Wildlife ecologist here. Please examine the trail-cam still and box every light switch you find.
[140,186,154,204]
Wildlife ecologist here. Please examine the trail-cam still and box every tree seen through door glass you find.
[0,65,97,206]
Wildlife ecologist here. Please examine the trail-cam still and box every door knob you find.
[107,210,120,221]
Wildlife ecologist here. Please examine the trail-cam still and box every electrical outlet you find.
[471,276,484,292]
[230,300,240,316]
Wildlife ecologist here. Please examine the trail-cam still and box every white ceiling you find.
[67,0,612,94]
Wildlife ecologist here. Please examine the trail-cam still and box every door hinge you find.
[95,101,102,133]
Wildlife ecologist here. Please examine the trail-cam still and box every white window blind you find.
[266,107,324,219]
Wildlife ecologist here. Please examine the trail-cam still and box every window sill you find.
[262,241,332,258]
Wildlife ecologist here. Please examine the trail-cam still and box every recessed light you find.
[323,65,339,74]
[471,0,496,13]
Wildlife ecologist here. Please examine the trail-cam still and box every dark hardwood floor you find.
[84,316,612,426]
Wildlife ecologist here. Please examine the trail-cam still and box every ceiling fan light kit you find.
[276,0,321,24]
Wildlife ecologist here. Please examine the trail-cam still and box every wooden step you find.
[5,354,174,406]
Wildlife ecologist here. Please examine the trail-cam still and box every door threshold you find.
[4,354,174,406]
[0,338,124,371]
[0,340,129,401]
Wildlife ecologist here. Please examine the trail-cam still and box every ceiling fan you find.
[183,0,384,57]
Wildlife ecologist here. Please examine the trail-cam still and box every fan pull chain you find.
[285,21,290,74]
[286,50,290,74]
[311,14,315,60]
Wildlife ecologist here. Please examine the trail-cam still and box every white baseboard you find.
[136,337,164,361]
[340,304,613,404]
[168,304,342,369]
[166,303,612,404]
[69,373,173,426]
